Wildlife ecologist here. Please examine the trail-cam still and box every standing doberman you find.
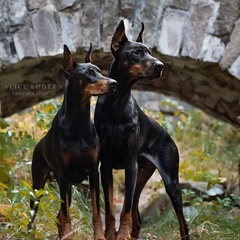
[94,20,189,240]
[28,44,117,240]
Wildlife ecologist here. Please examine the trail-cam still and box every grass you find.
[0,96,239,239]
[140,202,240,240]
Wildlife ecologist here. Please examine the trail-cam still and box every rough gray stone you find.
[220,18,240,69]
[134,0,164,48]
[53,0,76,11]
[0,0,240,127]
[79,0,101,50]
[168,0,192,11]
[101,0,120,52]
[211,0,240,36]
[31,5,61,56]
[13,24,37,60]
[181,0,219,59]
[27,0,46,10]
[229,55,240,81]
[0,42,8,64]
[59,11,81,52]
[200,35,225,63]
[0,36,18,65]
[0,24,6,43]
[158,8,188,57]
[7,0,28,26]
[120,0,135,19]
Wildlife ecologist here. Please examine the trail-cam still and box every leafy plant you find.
[0,96,239,239]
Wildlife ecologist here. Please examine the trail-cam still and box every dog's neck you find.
[108,59,136,106]
[61,80,91,133]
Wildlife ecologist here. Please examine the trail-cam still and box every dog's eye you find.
[86,69,92,75]
[133,48,142,56]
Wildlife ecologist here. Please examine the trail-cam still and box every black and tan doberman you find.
[94,20,189,240]
[28,44,117,240]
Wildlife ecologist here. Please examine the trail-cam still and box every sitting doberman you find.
[28,44,117,240]
[94,20,189,240]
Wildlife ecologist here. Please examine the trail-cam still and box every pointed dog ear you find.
[63,45,76,78]
[136,22,144,43]
[111,20,128,57]
[85,43,92,63]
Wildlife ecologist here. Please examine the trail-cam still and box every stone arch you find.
[0,0,240,127]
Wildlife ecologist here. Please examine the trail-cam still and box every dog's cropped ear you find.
[111,20,128,56]
[63,45,76,78]
[136,22,144,43]
[85,43,92,63]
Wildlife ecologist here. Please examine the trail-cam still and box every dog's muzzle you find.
[154,61,164,73]
[109,79,118,93]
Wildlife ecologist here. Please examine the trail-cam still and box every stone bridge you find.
[0,0,240,127]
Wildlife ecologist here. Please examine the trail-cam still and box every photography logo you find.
[3,83,57,96]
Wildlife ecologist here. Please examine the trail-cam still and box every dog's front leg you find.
[117,160,138,240]
[101,163,116,240]
[57,177,72,240]
[89,167,105,240]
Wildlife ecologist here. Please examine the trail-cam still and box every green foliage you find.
[0,165,13,197]
[154,99,240,185]
[141,190,240,240]
[0,118,9,129]
[35,99,61,130]
[0,96,239,239]
[182,189,209,206]
[194,172,221,189]
[0,180,61,239]
[141,98,240,239]
[0,97,95,239]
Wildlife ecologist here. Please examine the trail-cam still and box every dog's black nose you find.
[154,61,164,71]
[109,79,118,88]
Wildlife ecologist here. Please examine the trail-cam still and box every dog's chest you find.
[58,145,98,182]
[100,104,140,147]
[60,140,98,165]
[103,122,139,168]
